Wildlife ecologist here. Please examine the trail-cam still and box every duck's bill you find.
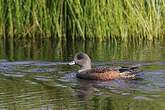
[69,61,76,65]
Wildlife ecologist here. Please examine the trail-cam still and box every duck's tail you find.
[119,64,142,79]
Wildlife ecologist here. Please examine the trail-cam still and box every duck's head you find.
[69,52,91,72]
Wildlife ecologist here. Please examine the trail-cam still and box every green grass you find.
[0,0,165,41]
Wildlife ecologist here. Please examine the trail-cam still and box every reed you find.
[0,0,165,41]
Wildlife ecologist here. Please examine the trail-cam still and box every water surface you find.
[0,38,164,110]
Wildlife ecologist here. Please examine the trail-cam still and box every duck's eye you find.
[77,54,84,60]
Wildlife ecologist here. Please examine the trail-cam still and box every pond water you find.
[0,38,164,110]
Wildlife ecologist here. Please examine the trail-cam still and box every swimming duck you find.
[69,52,141,80]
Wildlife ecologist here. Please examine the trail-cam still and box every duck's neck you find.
[78,65,91,73]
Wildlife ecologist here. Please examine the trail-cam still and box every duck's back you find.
[76,67,120,80]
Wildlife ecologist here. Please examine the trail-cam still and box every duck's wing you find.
[118,65,142,74]
[117,65,142,79]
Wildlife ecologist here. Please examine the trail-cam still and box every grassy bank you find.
[0,0,165,41]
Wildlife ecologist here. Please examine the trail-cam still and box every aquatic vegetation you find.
[0,0,165,41]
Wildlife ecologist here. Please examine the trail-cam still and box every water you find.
[0,38,165,110]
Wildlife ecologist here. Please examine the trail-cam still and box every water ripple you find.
[0,60,164,109]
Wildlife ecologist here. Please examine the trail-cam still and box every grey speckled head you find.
[69,52,91,72]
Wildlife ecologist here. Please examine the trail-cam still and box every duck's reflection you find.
[73,75,144,100]
[74,79,98,99]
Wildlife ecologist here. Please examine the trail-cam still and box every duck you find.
[69,52,141,80]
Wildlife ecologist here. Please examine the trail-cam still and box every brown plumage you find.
[69,52,141,80]
[76,68,120,80]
